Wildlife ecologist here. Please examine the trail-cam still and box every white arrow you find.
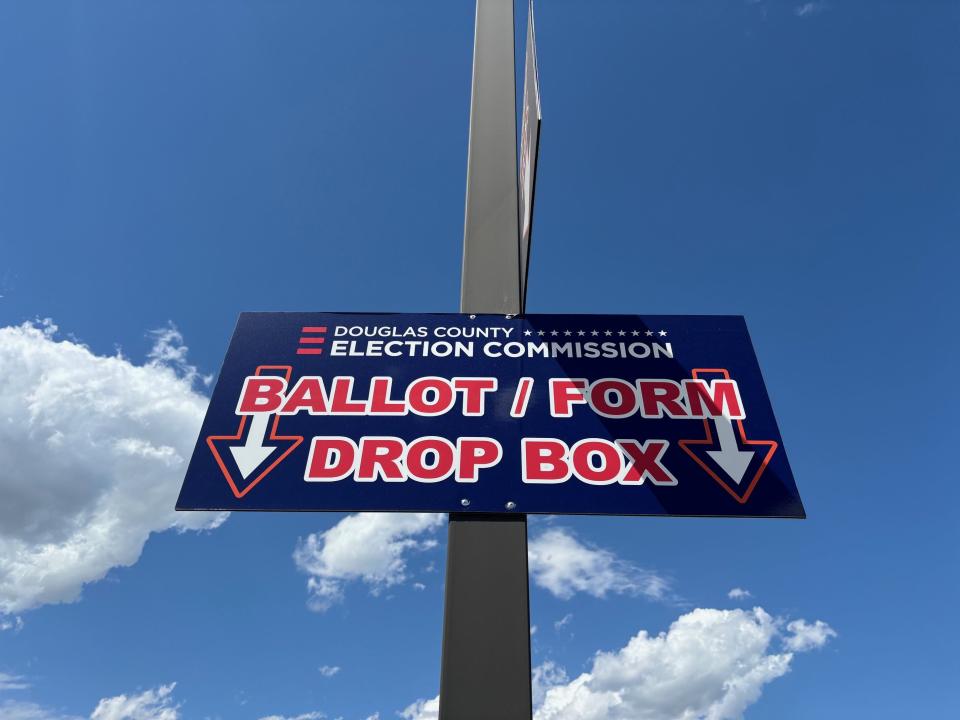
[707,414,754,485]
[230,413,276,480]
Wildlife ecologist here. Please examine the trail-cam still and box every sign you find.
[177,313,804,517]
[518,0,541,309]
[176,313,804,518]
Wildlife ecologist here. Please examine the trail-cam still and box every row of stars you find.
[522,329,669,337]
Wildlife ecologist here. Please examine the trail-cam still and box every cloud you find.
[784,619,837,651]
[317,665,340,678]
[0,616,23,633]
[258,714,325,720]
[554,613,573,631]
[532,662,568,708]
[534,607,835,720]
[0,673,30,691]
[399,696,438,720]
[0,682,187,720]
[727,587,752,600]
[0,669,77,720]
[0,700,82,720]
[0,321,226,615]
[145,323,211,388]
[527,528,669,601]
[293,513,444,611]
[794,1,827,17]
[90,683,180,720]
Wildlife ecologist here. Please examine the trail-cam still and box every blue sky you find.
[1,0,958,718]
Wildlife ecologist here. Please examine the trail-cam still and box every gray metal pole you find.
[439,1,532,718]
[440,515,531,719]
[459,0,522,316]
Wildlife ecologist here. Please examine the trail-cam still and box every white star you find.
[658,330,668,337]
[617,330,626,336]
[537,330,545,336]
[631,330,640,336]
[563,330,572,336]
[590,330,599,336]
[550,330,559,336]
[645,330,654,337]
[523,329,532,336]
[577,330,586,336]
[604,330,613,337]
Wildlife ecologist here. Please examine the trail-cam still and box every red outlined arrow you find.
[207,365,303,499]
[678,368,777,505]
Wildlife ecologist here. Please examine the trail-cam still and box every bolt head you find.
[505,501,517,510]
[460,498,471,507]
[505,314,514,319]
[469,314,477,320]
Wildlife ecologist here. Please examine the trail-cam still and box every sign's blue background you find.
[178,312,803,517]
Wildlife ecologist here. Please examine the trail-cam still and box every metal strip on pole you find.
[518,0,542,312]
[440,1,532,718]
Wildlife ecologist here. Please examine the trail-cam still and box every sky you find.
[0,0,958,718]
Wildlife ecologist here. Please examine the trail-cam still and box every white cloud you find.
[90,683,179,720]
[534,607,835,720]
[0,673,29,691]
[794,1,827,17]
[727,588,752,600]
[145,324,211,388]
[0,670,76,719]
[784,619,837,651]
[257,713,325,720]
[554,613,573,631]
[293,513,444,611]
[0,700,81,720]
[0,616,23,633]
[0,682,189,720]
[532,661,568,708]
[527,528,669,601]
[0,321,226,614]
[317,665,340,678]
[399,696,438,720]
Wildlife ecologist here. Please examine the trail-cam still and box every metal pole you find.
[459,0,522,316]
[439,1,532,718]
[440,515,531,719]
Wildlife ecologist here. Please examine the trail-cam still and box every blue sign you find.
[176,313,804,518]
